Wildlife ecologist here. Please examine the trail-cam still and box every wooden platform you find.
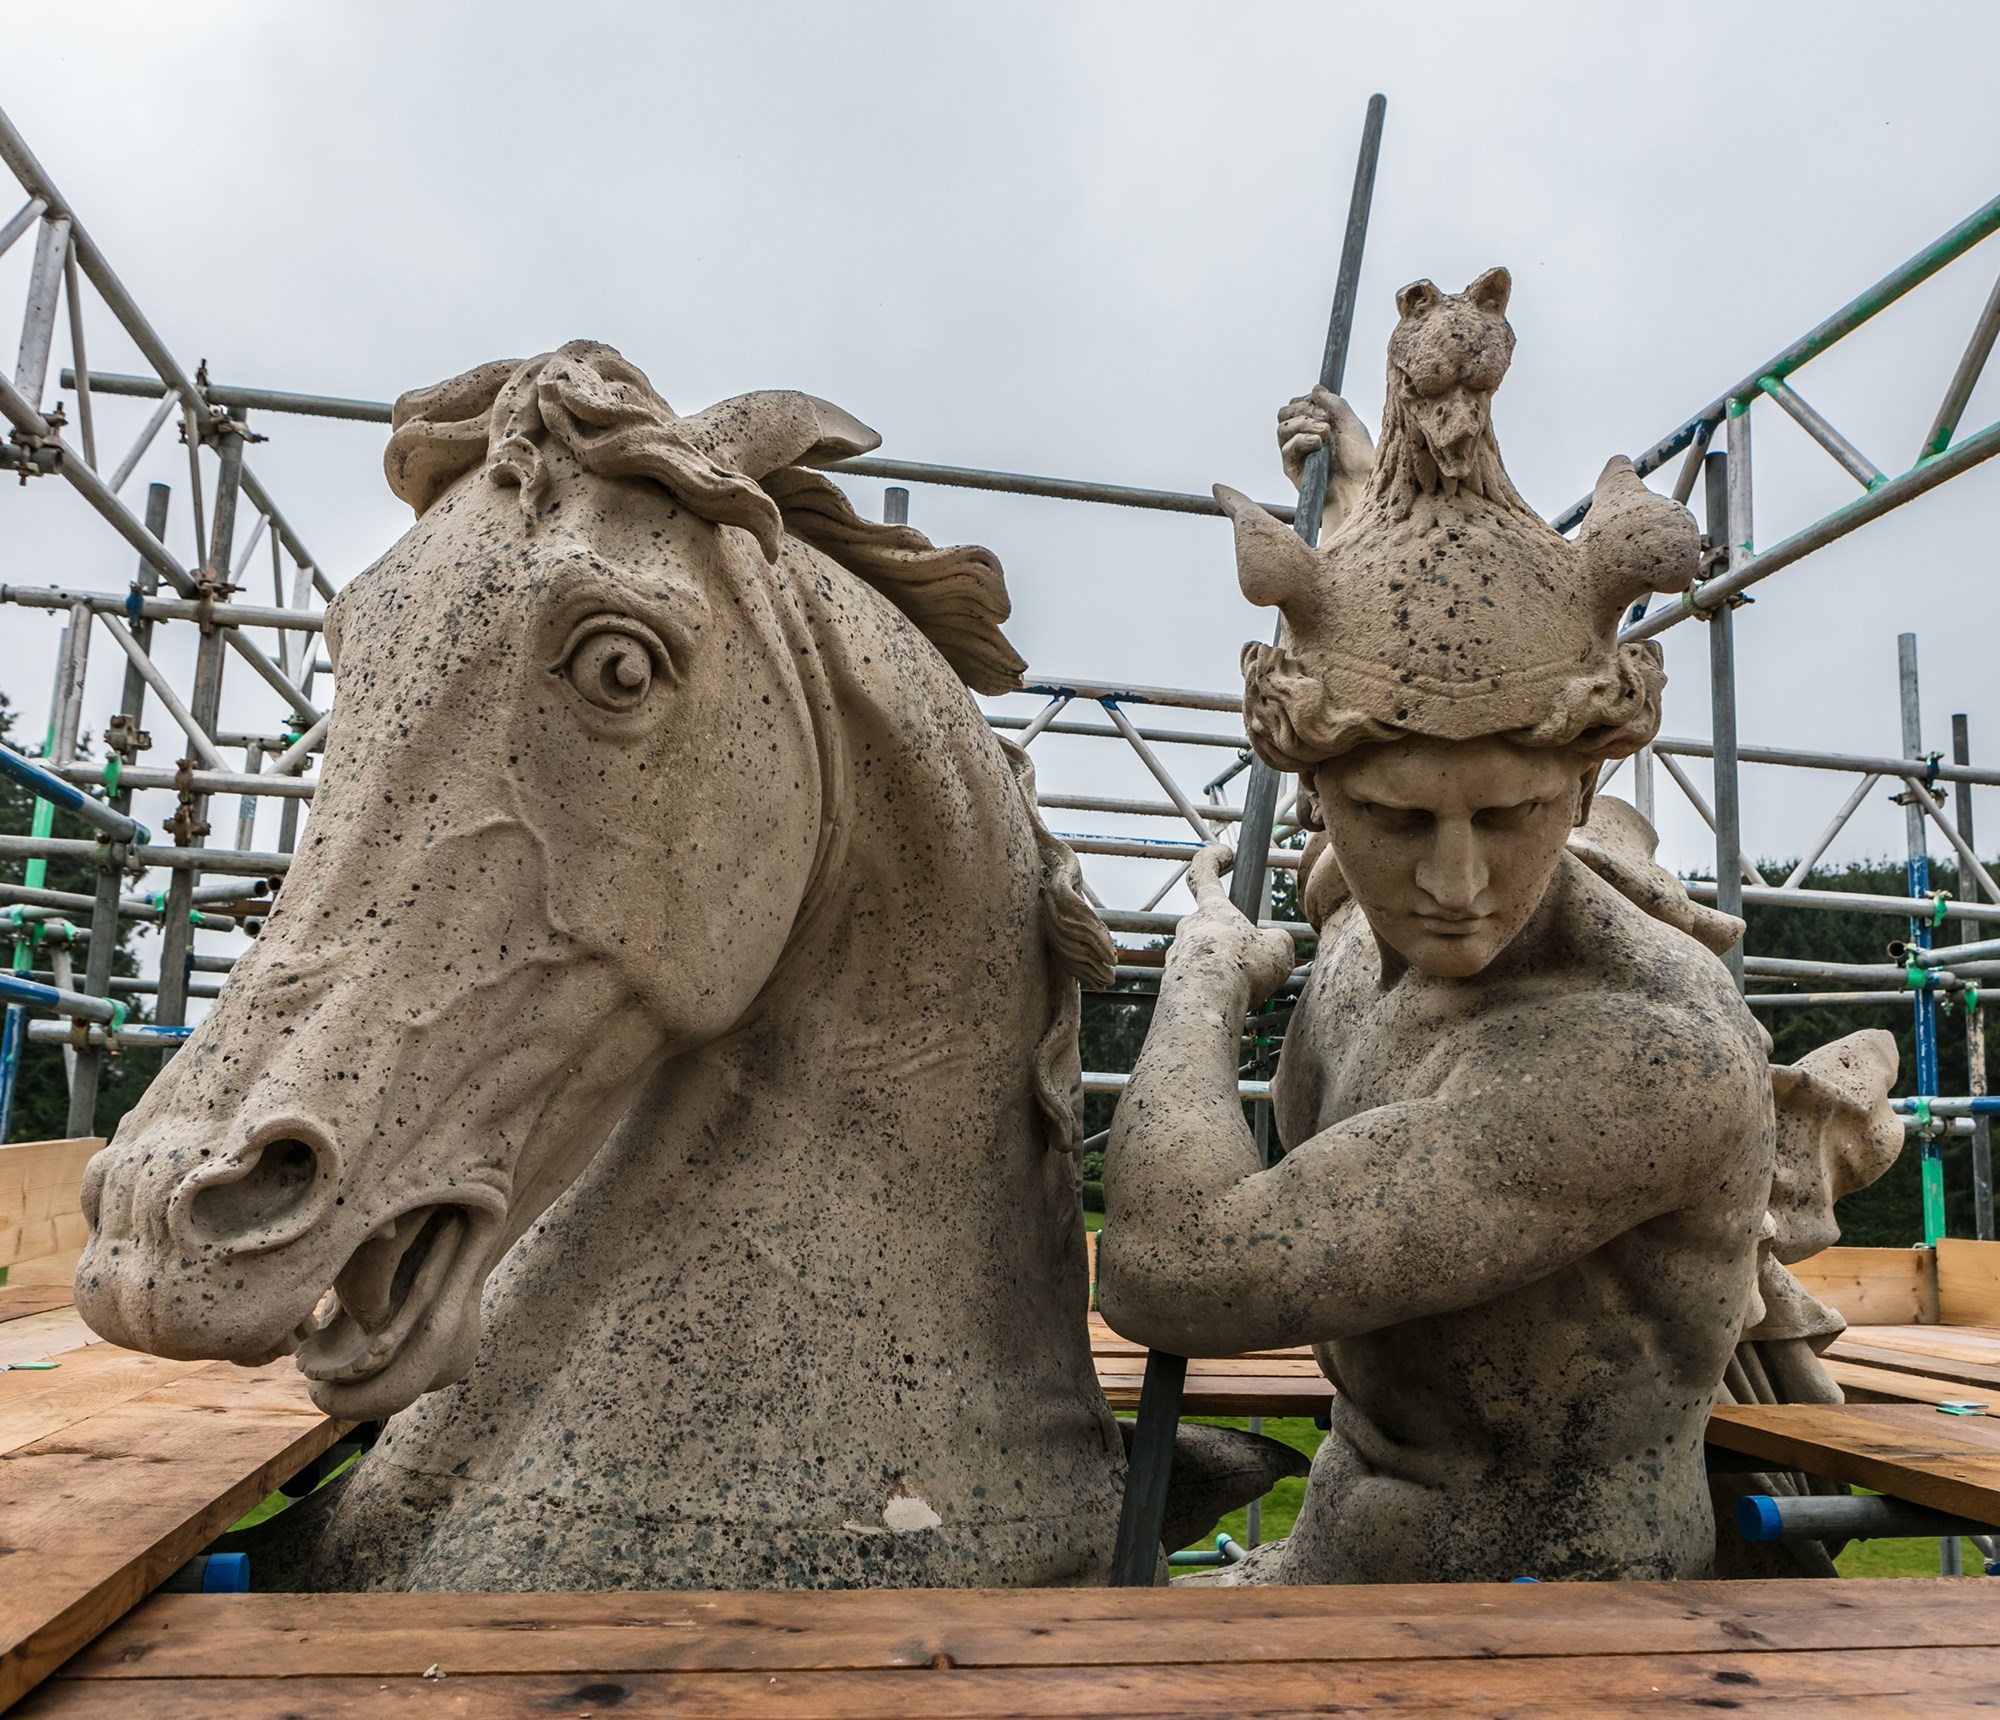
[3,1177,1997,1712]
[1708,1401,2000,1524]
[0,1283,347,1712]
[1090,1313,1331,1416]
[23,1579,2000,1716]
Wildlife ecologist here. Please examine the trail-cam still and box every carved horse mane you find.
[383,342,1113,1150]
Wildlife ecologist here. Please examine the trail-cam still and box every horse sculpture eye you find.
[557,617,665,713]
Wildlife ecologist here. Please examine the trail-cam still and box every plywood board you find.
[1939,1239,2000,1328]
[1792,1245,1938,1325]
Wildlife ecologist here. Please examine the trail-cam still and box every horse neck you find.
[596,558,1058,1229]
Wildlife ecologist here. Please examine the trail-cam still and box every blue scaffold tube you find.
[0,741,149,846]
[0,972,118,1024]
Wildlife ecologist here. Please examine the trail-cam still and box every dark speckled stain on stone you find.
[75,351,1127,1593]
[1108,284,1770,1587]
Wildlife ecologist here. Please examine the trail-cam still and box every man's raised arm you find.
[1098,855,1766,1356]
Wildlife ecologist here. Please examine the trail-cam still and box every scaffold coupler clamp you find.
[4,412,63,482]
[1910,1096,1942,1141]
[163,758,209,846]
[92,1001,129,1059]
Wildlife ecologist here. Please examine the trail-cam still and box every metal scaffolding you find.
[1,101,1997,1251]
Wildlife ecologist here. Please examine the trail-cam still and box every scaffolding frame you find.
[1,101,1997,1240]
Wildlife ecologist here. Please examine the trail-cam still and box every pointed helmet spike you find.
[1574,456,1700,629]
[1212,484,1328,632]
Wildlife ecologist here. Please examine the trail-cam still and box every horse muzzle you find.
[76,1115,507,1420]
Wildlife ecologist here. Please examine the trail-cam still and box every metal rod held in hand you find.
[1109,92,1386,1587]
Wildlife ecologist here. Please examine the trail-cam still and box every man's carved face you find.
[1314,734,1591,979]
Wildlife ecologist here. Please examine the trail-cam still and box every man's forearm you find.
[1099,953,1269,1340]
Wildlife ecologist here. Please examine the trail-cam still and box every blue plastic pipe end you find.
[200,1552,249,1593]
[1736,1495,1783,1544]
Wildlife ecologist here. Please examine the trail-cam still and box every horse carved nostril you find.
[185,1137,329,1248]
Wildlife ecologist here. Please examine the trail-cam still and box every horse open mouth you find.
[297,1205,478,1389]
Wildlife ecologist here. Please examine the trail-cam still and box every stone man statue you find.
[1098,269,1778,1582]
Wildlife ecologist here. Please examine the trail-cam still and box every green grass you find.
[1834,1536,1961,1578]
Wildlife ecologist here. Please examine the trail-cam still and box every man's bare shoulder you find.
[1460,855,1771,1142]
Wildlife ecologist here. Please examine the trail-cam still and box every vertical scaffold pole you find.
[67,482,171,1134]
[1954,712,1993,1240]
[1,619,81,1140]
[1110,92,1386,1589]
[1706,443,1745,989]
[157,425,245,1039]
[1901,634,1945,1248]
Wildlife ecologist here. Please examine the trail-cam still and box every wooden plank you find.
[1825,1336,2000,1393]
[1094,1357,1325,1378]
[55,1580,2000,1681]
[1822,1358,1998,1409]
[0,1140,97,1280]
[1100,1376,1332,1416]
[0,1307,103,1368]
[0,1141,99,1223]
[1087,1313,1313,1361]
[1792,1245,1938,1326]
[0,1212,89,1274]
[22,1647,2000,1718]
[1835,1322,2000,1362]
[0,1343,216,1456]
[1707,1401,2000,1522]
[0,1287,78,1325]
[2,1251,84,1289]
[1940,1239,2000,1327]
[0,1358,346,1712]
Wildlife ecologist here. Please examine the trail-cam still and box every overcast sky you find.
[5,1,2000,938]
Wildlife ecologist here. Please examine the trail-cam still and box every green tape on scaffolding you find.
[1923,1144,1948,1248]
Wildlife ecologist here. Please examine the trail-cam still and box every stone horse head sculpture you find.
[76,342,1126,1589]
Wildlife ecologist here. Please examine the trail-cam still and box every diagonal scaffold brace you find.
[1108,91,1387,1587]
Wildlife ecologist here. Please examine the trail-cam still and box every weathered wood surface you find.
[0,1138,99,1286]
[1089,1311,1330,1416]
[0,1284,84,1325]
[1824,1357,1999,1411]
[0,1353,344,1711]
[1939,1239,2000,1328]
[1793,1245,1939,1326]
[1825,1322,2000,1393]
[1707,1401,2000,1524]
[26,1580,2000,1716]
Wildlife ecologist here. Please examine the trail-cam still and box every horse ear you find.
[1213,484,1326,630]
[1465,267,1512,317]
[1395,279,1442,319]
[674,391,882,481]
